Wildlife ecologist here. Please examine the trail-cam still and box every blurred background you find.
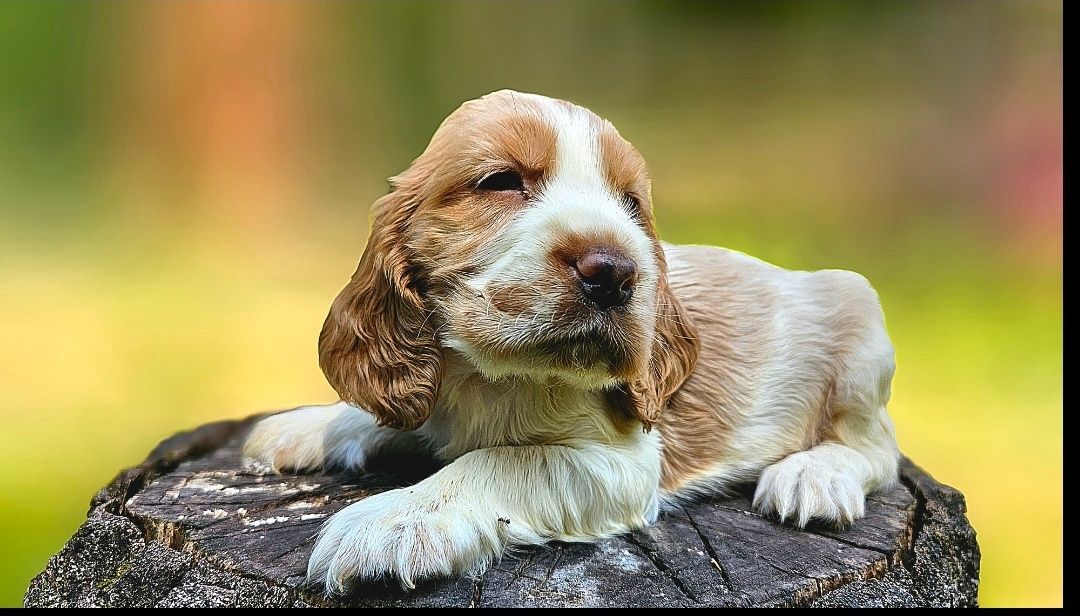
[0,0,1060,607]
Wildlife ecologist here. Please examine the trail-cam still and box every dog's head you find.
[319,90,699,431]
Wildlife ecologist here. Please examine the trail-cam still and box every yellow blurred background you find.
[0,1,1061,607]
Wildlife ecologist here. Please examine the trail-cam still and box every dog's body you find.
[244,91,900,592]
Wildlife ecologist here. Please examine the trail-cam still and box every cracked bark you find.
[24,414,980,607]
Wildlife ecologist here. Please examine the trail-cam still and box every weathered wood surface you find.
[25,414,979,607]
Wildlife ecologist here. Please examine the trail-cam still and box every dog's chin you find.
[447,328,641,390]
[538,332,632,369]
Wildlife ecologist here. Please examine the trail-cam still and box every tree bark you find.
[24,414,980,607]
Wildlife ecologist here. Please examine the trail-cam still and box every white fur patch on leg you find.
[307,486,507,593]
[242,402,390,473]
[752,449,868,528]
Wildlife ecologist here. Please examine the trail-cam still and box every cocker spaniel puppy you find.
[244,90,900,593]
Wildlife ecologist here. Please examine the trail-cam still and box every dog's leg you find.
[752,294,901,529]
[752,397,900,527]
[307,439,661,592]
[243,401,402,473]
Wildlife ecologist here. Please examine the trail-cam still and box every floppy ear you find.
[617,256,700,431]
[318,186,442,431]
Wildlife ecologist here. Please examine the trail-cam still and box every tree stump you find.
[24,414,980,607]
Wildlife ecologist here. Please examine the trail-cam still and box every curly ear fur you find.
[318,185,443,431]
[617,252,700,430]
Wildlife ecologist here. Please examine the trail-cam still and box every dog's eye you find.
[623,192,643,213]
[477,170,525,192]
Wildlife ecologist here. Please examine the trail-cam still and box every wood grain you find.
[25,414,979,607]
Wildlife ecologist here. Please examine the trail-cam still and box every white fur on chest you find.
[419,353,657,462]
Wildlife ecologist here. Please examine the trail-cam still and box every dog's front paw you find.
[752,451,866,528]
[243,402,372,473]
[308,487,506,593]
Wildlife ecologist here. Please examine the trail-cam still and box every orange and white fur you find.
[243,90,900,593]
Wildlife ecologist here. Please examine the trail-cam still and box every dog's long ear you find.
[619,253,700,431]
[318,182,442,431]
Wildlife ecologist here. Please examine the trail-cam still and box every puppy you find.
[244,90,900,593]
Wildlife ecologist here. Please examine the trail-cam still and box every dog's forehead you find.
[444,92,604,145]
[455,90,593,127]
[435,90,646,185]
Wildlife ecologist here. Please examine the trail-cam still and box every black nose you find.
[573,249,638,309]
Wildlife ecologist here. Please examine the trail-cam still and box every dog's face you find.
[413,92,660,387]
[320,91,698,430]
